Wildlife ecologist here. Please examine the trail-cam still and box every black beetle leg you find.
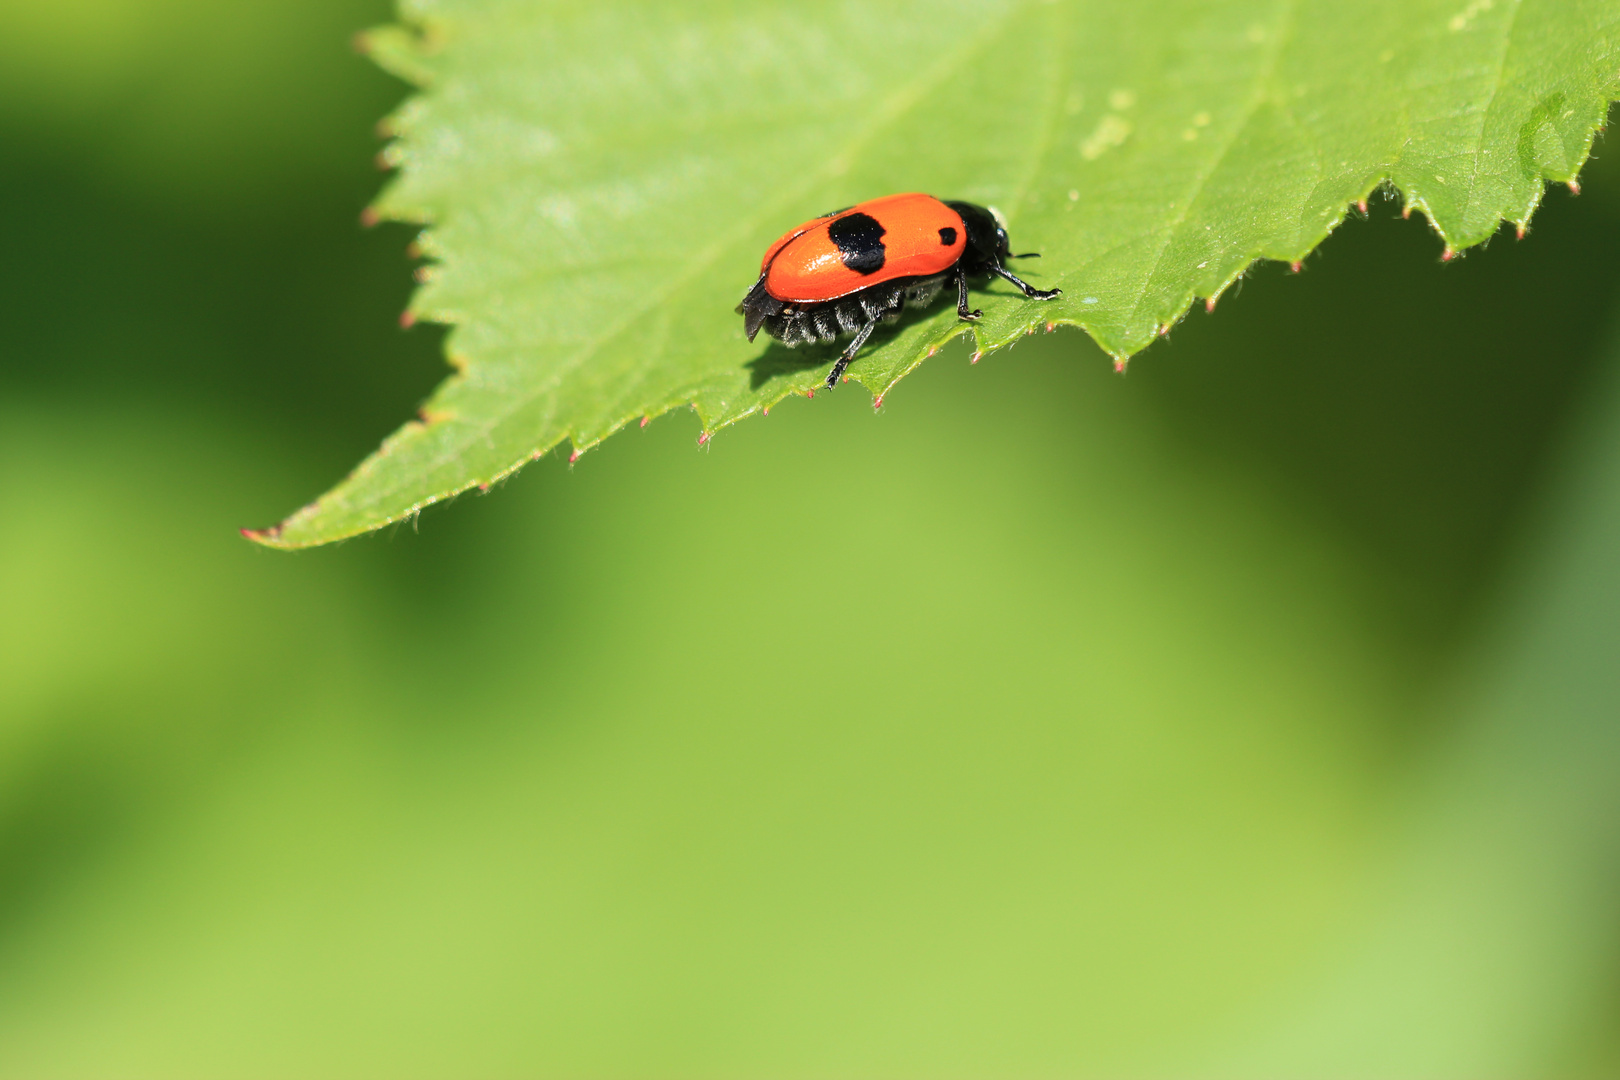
[990,264,1061,300]
[825,319,878,389]
[956,264,981,321]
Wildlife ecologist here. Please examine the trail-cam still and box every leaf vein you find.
[1123,0,1300,330]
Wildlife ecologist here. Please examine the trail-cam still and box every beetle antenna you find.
[1007,252,1041,259]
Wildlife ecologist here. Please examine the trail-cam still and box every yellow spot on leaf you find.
[1082,115,1132,160]
[1449,0,1493,31]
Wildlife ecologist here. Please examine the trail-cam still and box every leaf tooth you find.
[239,524,282,545]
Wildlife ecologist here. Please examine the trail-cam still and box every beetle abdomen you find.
[758,273,948,348]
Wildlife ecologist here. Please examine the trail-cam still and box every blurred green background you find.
[2,1,1619,1075]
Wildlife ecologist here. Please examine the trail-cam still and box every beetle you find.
[736,193,1060,390]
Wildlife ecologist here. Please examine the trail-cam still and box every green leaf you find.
[250,0,1620,548]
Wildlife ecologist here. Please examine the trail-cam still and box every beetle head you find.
[944,200,1013,271]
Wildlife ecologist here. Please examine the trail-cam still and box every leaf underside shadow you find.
[249,0,1620,548]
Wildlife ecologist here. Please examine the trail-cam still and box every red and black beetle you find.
[737,193,1060,389]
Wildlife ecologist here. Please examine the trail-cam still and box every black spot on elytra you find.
[828,212,886,275]
[939,227,957,246]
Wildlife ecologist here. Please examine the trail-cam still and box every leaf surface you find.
[252,0,1620,547]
